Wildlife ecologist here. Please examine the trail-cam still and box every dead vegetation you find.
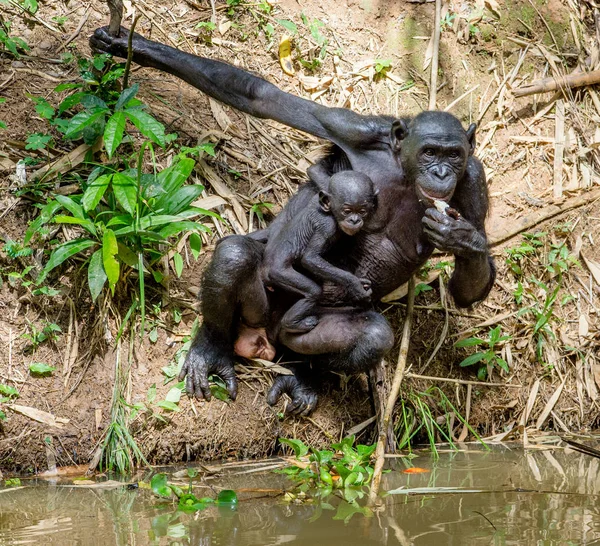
[0,0,599,473]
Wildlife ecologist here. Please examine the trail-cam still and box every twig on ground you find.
[369,276,415,506]
[405,373,522,388]
[553,100,565,199]
[513,69,600,98]
[57,5,91,52]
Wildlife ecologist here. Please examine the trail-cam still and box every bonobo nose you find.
[433,166,450,180]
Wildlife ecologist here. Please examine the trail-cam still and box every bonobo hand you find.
[266,372,318,416]
[422,208,487,257]
[89,26,151,65]
[348,277,373,303]
[178,327,238,401]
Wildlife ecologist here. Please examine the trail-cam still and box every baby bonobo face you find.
[327,171,378,236]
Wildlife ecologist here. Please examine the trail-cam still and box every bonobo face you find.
[320,171,377,236]
[392,112,476,207]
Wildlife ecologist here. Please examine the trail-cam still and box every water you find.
[1,444,600,545]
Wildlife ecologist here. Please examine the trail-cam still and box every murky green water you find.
[1,444,600,545]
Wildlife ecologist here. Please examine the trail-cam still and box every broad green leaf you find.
[455,337,485,348]
[55,194,85,220]
[216,490,238,505]
[117,243,139,268]
[114,83,139,111]
[88,249,107,302]
[54,82,80,93]
[82,174,111,212]
[104,112,126,158]
[165,386,182,404]
[58,91,86,114]
[155,185,204,215]
[279,438,309,458]
[159,221,204,239]
[102,229,119,294]
[277,19,298,34]
[29,363,55,376]
[65,108,107,138]
[37,238,96,283]
[112,172,138,215]
[81,95,107,110]
[139,214,190,231]
[53,215,97,236]
[0,384,19,398]
[125,109,166,146]
[155,158,195,197]
[173,252,184,278]
[189,232,202,259]
[150,473,172,498]
[105,214,132,228]
[157,400,180,412]
[496,357,509,373]
[458,352,486,367]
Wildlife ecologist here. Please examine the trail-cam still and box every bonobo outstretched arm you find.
[90,27,390,154]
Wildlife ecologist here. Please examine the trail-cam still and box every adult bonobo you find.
[90,27,496,415]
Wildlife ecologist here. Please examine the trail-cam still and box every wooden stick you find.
[107,0,124,37]
[368,276,415,506]
[513,69,600,98]
[553,100,565,199]
[428,0,441,110]
[405,373,523,388]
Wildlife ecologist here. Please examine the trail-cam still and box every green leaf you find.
[125,109,166,147]
[157,400,180,412]
[155,185,204,215]
[189,232,202,259]
[102,229,120,294]
[25,133,52,151]
[0,384,19,398]
[171,252,183,278]
[112,172,138,215]
[55,194,85,220]
[37,238,96,283]
[158,221,202,239]
[25,200,62,244]
[115,83,139,111]
[496,357,509,373]
[58,91,86,114]
[216,490,238,505]
[88,249,107,302]
[117,243,139,268]
[165,385,182,404]
[458,352,486,367]
[455,337,485,348]
[277,19,298,34]
[104,112,126,158]
[150,473,173,498]
[65,109,107,138]
[279,438,309,458]
[82,174,111,212]
[29,362,55,376]
[53,215,96,236]
[155,158,195,197]
[139,214,191,231]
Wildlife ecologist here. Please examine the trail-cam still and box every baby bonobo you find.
[263,171,377,336]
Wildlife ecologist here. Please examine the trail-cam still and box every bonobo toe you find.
[266,373,318,416]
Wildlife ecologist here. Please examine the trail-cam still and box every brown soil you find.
[0,0,599,473]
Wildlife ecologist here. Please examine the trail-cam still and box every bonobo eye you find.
[449,151,461,159]
[342,208,352,216]
[422,148,435,157]
[359,209,368,217]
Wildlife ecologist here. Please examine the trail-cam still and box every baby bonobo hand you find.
[348,277,372,303]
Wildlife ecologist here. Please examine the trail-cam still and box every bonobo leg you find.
[269,267,322,334]
[267,310,394,414]
[179,235,272,400]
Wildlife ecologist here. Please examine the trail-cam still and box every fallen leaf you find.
[581,253,600,287]
[278,35,295,76]
[579,314,589,338]
[7,404,69,428]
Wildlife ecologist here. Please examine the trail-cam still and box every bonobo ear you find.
[390,119,409,153]
[318,190,331,212]
[466,123,477,155]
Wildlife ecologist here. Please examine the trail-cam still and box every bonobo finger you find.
[285,398,304,415]
[266,382,283,406]
[196,371,212,401]
[220,368,238,401]
[299,395,318,416]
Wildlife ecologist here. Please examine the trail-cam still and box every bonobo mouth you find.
[341,225,362,236]
[417,187,453,207]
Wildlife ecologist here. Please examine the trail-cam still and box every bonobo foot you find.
[266,368,318,416]
[280,315,319,335]
[178,327,237,401]
[234,323,276,361]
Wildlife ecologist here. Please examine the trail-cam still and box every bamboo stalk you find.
[368,276,415,506]
[513,69,600,98]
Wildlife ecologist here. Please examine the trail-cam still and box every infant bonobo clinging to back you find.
[263,171,378,336]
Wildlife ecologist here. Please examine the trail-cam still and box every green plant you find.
[0,17,30,57]
[31,152,216,317]
[505,231,545,276]
[0,384,19,421]
[21,321,62,352]
[455,325,511,380]
[4,478,21,487]
[396,387,486,455]
[25,133,53,151]
[374,59,391,75]
[29,362,55,376]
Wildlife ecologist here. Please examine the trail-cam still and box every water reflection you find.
[1,444,600,545]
